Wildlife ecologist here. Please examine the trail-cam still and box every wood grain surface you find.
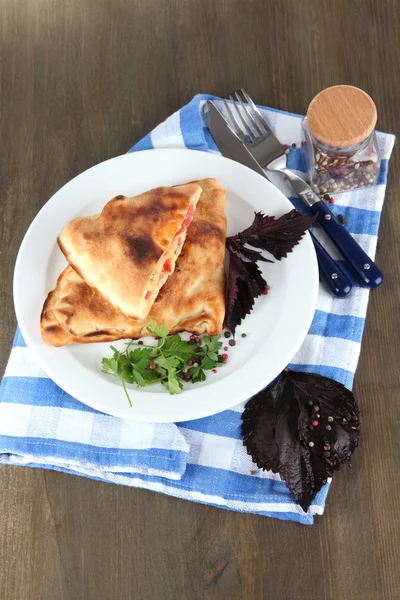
[1,1,399,598]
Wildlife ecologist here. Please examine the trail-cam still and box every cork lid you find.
[306,85,377,148]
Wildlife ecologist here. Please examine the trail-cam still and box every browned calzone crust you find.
[41,179,226,346]
[57,183,202,319]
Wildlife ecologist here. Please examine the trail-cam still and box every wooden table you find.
[1,1,399,598]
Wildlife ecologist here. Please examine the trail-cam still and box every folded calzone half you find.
[41,178,227,346]
[57,183,202,320]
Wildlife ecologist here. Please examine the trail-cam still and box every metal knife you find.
[207,99,353,298]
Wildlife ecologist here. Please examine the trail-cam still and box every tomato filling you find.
[163,258,172,273]
[174,204,195,237]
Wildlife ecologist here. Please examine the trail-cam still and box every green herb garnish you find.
[101,320,225,405]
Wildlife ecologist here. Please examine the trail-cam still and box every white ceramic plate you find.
[14,148,318,422]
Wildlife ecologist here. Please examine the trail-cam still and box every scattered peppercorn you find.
[224,346,228,351]
[284,367,289,372]
[327,416,334,423]
[338,214,347,224]
[187,359,193,365]
[212,369,217,374]
[241,333,247,338]
[184,374,191,380]
[308,441,314,448]
[313,405,320,412]
[283,144,288,150]
[323,445,331,451]
[312,420,319,427]
[149,363,156,370]
[323,193,330,201]
[182,367,188,373]
[248,470,255,475]
[193,362,199,368]
[292,142,297,148]
[323,451,331,458]
[229,339,236,347]
[224,331,231,338]
[263,289,269,295]
[222,353,228,360]
[284,148,290,155]
[326,425,332,431]
[329,197,335,204]
[138,340,143,345]
[308,400,314,406]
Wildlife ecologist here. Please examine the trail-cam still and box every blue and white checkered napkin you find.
[0,95,395,524]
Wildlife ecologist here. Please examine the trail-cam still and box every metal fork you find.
[222,90,383,290]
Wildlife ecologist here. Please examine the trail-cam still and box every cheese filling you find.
[143,204,195,305]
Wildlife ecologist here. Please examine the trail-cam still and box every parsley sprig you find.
[101,320,225,405]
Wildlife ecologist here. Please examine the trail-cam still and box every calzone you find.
[41,179,226,346]
[57,183,202,319]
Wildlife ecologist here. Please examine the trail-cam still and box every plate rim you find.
[13,148,318,422]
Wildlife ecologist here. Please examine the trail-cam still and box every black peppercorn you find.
[229,339,236,347]
[224,331,231,338]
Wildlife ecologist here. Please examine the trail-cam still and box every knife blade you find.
[207,101,353,298]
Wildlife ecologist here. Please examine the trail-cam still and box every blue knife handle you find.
[310,200,384,289]
[310,231,352,297]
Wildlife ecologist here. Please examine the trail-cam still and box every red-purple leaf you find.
[241,370,360,512]
[225,209,315,333]
[227,209,315,260]
[225,249,266,334]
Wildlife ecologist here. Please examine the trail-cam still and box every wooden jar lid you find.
[306,85,377,148]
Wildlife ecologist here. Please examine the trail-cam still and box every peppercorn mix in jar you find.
[301,85,381,195]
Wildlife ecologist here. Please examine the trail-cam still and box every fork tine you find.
[228,94,255,143]
[223,99,247,142]
[234,90,263,138]
[240,88,273,135]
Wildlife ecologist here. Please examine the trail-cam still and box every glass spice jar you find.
[301,85,381,195]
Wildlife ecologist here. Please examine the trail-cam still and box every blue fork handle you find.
[310,231,352,297]
[310,200,384,289]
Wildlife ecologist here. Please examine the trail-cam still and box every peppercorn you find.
[263,289,269,295]
[284,148,290,155]
[329,197,335,204]
[149,363,156,370]
[212,369,217,374]
[283,144,288,150]
[325,425,332,431]
[229,339,236,347]
[327,416,334,423]
[338,214,347,225]
[312,420,319,427]
[323,193,330,201]
[138,340,143,345]
[241,333,247,338]
[224,331,231,338]
[224,346,228,351]
[222,353,228,360]
[292,143,297,148]
[184,374,191,380]
[308,441,314,448]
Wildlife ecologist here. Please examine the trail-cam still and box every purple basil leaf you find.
[241,370,360,512]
